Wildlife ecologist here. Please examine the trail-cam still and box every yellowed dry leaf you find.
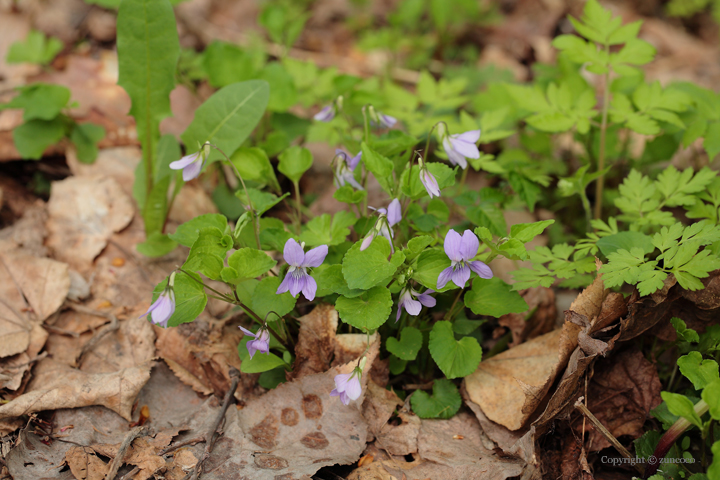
[0,359,151,421]
[46,175,134,269]
[162,357,212,396]
[291,303,338,378]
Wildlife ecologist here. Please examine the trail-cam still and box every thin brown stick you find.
[69,304,120,362]
[159,435,206,456]
[105,426,146,480]
[118,466,139,480]
[574,398,644,476]
[185,367,241,480]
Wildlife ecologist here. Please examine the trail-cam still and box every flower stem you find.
[293,180,302,235]
[443,287,464,321]
[210,144,261,250]
[593,46,611,220]
[458,167,469,192]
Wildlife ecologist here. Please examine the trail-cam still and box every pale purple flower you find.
[377,113,397,128]
[170,151,205,181]
[442,130,481,170]
[334,149,363,190]
[314,105,335,122]
[239,326,270,359]
[276,239,328,301]
[418,157,440,198]
[437,229,493,289]
[360,198,402,252]
[396,288,436,321]
[141,286,175,328]
[330,368,363,405]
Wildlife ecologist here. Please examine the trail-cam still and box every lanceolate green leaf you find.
[181,80,270,164]
[117,0,179,196]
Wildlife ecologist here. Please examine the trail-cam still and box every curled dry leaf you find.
[499,286,556,347]
[0,359,151,421]
[291,303,338,379]
[464,319,580,431]
[65,446,109,480]
[574,347,661,451]
[46,175,134,270]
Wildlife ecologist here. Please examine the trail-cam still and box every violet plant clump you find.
[134,3,720,464]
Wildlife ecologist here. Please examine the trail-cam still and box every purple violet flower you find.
[418,156,440,198]
[334,149,363,190]
[239,326,270,359]
[141,273,176,328]
[377,112,397,128]
[360,198,402,252]
[276,239,328,301]
[437,229,493,289]
[330,367,363,405]
[396,288,436,321]
[170,143,210,181]
[314,105,335,122]
[442,130,481,170]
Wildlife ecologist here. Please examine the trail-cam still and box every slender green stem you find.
[211,144,261,250]
[594,45,611,220]
[458,167,469,192]
[178,267,234,303]
[443,287,464,321]
[293,180,302,235]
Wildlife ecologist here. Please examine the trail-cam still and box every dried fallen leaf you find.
[0,359,151,421]
[499,286,557,347]
[464,320,580,431]
[46,175,134,270]
[65,446,109,480]
[291,303,338,379]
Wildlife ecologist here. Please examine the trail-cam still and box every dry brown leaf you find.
[65,446,109,480]
[198,338,380,480]
[464,320,580,431]
[79,315,156,374]
[575,348,661,451]
[362,381,402,439]
[0,323,48,390]
[46,175,134,270]
[0,359,151,421]
[66,146,141,197]
[163,357,213,396]
[291,303,338,379]
[499,287,556,347]
[376,411,421,456]
[6,429,71,479]
[0,249,70,323]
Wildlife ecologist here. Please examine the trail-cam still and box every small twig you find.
[105,426,146,480]
[118,466,139,480]
[69,304,120,362]
[185,367,241,480]
[159,435,206,456]
[574,398,644,476]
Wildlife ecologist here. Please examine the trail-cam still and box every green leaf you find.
[361,142,394,194]
[169,214,228,247]
[311,264,364,298]
[400,162,456,200]
[230,147,280,193]
[407,235,434,255]
[183,227,233,280]
[410,379,461,419]
[661,391,702,428]
[386,327,422,361]
[671,317,700,343]
[117,0,179,184]
[333,186,367,205]
[181,80,270,164]
[412,248,456,292]
[299,211,356,247]
[510,220,555,243]
[70,123,105,164]
[221,248,277,284]
[429,321,482,379]
[238,336,287,373]
[508,172,541,211]
[678,352,719,390]
[466,203,506,237]
[236,188,288,216]
[464,277,529,317]
[335,286,393,332]
[277,146,313,183]
[342,238,402,290]
[702,379,720,420]
[152,271,207,327]
[6,30,62,65]
[705,123,720,160]
[596,231,655,256]
[142,175,172,235]
[136,232,177,257]
[12,118,65,160]
[260,62,297,112]
[251,276,297,320]
[5,84,70,121]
